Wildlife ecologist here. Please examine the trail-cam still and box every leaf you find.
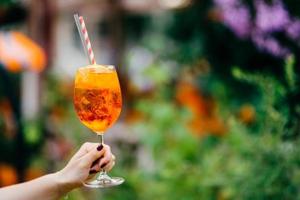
[284,55,296,91]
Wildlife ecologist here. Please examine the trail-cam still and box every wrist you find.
[51,171,76,196]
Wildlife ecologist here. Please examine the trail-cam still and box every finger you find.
[80,146,105,167]
[103,159,115,172]
[90,155,103,168]
[73,142,100,159]
[98,145,112,168]
[90,153,112,173]
[90,163,101,173]
[90,143,108,165]
[104,154,115,171]
[90,155,104,172]
[99,151,112,169]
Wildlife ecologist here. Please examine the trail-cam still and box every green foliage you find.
[97,54,300,199]
[232,66,287,134]
[0,0,14,6]
[23,120,42,145]
[72,8,300,197]
[124,84,300,199]
[285,55,297,91]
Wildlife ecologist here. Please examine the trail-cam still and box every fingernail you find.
[97,144,103,151]
[89,170,97,174]
[100,163,107,168]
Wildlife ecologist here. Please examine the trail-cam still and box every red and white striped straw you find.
[74,14,96,65]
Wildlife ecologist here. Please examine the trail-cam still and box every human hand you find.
[54,142,115,193]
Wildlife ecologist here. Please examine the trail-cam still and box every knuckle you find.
[107,153,113,160]
[82,142,90,147]
[105,144,111,151]
[82,142,87,148]
[102,157,110,163]
[101,156,111,164]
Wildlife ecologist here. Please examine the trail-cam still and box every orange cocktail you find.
[74,65,122,134]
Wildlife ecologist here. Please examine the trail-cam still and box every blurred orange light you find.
[0,31,46,73]
[0,164,17,187]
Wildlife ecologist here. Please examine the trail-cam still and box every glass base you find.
[83,172,124,188]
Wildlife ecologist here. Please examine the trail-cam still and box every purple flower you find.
[255,0,290,33]
[214,0,252,38]
[213,0,298,58]
[222,5,252,38]
[286,20,300,40]
[252,32,290,58]
[214,0,238,7]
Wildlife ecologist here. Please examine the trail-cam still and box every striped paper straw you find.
[74,14,96,65]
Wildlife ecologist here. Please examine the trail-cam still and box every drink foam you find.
[80,65,115,73]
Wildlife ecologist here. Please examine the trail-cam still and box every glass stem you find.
[98,133,104,145]
[97,133,107,176]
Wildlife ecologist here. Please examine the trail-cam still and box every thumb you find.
[80,147,104,167]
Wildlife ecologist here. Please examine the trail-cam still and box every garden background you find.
[1,0,300,199]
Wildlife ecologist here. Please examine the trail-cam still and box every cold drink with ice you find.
[74,65,122,133]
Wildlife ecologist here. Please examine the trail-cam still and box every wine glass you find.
[73,64,124,188]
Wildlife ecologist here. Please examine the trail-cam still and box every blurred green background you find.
[1,0,300,199]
